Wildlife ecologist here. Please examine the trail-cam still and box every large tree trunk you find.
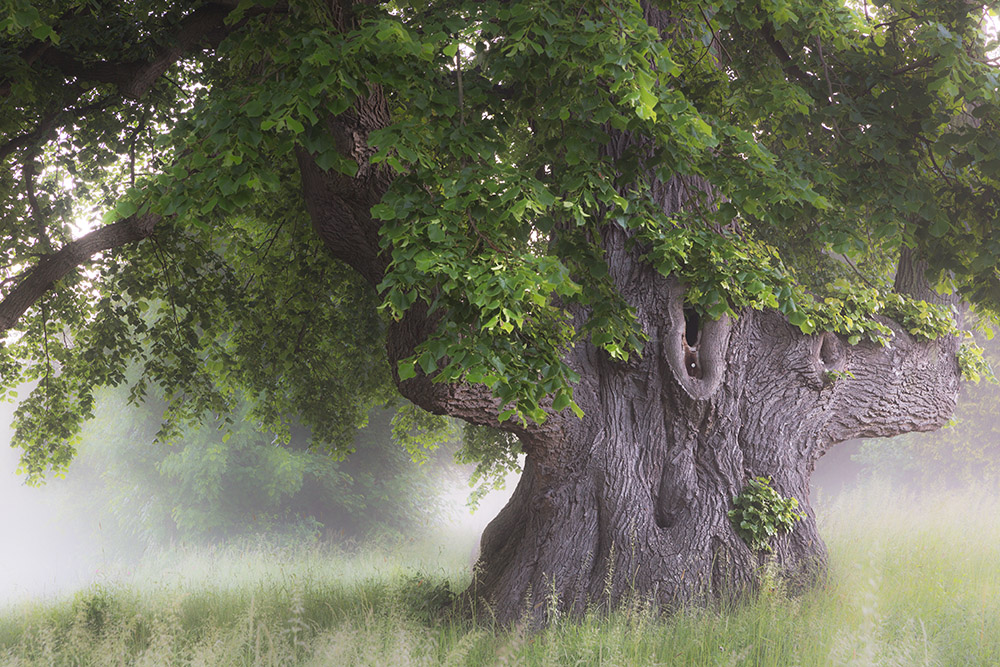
[296,0,963,629]
[298,103,962,631]
[299,116,961,630]
[467,270,960,625]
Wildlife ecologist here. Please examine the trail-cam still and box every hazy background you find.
[1,326,997,610]
[0,422,107,605]
[0,402,872,609]
[0,394,518,608]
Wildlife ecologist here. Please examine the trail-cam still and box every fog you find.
[0,416,106,605]
[0,398,518,609]
[0,364,996,612]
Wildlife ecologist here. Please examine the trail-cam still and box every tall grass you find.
[1,481,999,666]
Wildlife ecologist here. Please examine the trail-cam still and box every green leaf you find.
[115,200,138,218]
[929,217,950,238]
[427,224,446,243]
[398,360,417,381]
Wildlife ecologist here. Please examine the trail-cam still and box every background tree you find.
[2,0,999,625]
[59,388,459,551]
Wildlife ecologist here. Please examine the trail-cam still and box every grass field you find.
[1,480,999,666]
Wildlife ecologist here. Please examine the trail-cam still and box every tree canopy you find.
[0,0,997,481]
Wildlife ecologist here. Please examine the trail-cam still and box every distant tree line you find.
[57,385,461,552]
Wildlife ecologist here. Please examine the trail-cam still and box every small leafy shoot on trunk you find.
[729,477,805,553]
[822,368,855,385]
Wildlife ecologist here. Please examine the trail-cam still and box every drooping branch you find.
[0,213,160,334]
[21,160,51,253]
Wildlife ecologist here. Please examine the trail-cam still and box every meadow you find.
[1,480,999,666]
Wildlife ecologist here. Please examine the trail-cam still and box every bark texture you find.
[303,146,961,625]
[466,268,959,626]
[294,0,963,628]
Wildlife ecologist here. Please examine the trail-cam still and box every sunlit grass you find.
[2,481,999,665]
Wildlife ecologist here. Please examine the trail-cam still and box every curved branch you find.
[34,3,236,100]
[759,23,811,85]
[0,213,160,334]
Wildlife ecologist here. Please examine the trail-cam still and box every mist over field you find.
[0,407,104,606]
[0,302,996,666]
[4,416,1000,665]
[0,395,517,610]
[0,383,996,611]
[0,350,999,665]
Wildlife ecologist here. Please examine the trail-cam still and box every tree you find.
[2,0,999,625]
[62,388,457,550]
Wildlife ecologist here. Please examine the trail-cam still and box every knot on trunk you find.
[665,285,732,399]
[811,331,847,388]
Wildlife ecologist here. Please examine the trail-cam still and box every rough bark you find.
[465,262,959,626]
[303,132,962,624]
[293,0,963,628]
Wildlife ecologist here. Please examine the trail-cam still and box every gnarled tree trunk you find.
[300,124,961,630]
[464,253,959,625]
[295,0,963,629]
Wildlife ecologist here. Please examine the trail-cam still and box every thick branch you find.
[34,3,236,100]
[0,4,260,165]
[0,214,160,334]
[384,301,568,454]
[894,243,956,306]
[760,23,812,85]
[0,111,62,164]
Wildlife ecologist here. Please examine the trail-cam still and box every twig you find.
[40,299,51,396]
[127,108,150,188]
[815,37,835,104]
[456,52,465,127]
[151,237,180,328]
[22,161,52,253]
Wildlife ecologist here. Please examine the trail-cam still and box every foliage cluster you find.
[728,476,805,553]
[2,0,1000,474]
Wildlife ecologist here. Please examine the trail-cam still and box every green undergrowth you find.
[2,482,1000,665]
